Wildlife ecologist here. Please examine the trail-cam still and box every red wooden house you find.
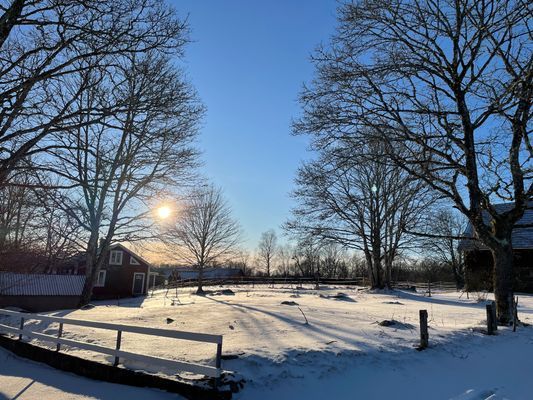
[92,244,152,299]
[0,245,154,311]
[57,244,153,300]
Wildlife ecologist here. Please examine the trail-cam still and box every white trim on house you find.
[130,256,140,265]
[109,250,123,265]
[132,272,145,294]
[95,270,106,287]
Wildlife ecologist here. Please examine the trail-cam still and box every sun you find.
[157,205,172,220]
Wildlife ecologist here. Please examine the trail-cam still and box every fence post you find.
[56,322,63,352]
[419,310,428,349]
[114,330,122,366]
[486,303,496,335]
[513,297,518,332]
[18,317,25,340]
[491,301,497,332]
[214,339,223,389]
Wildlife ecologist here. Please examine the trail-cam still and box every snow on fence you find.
[0,309,223,378]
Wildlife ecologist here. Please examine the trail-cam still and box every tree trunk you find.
[451,263,464,290]
[196,265,204,295]
[78,235,99,307]
[492,243,514,325]
[371,249,383,289]
[384,262,392,289]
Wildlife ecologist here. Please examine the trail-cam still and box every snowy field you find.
[1,284,533,399]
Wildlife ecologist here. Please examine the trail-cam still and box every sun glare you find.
[157,205,172,219]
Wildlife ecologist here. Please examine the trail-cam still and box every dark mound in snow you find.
[209,289,235,296]
[281,301,299,306]
[376,319,414,329]
[319,292,356,302]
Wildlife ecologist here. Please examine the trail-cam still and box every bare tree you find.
[290,237,322,278]
[0,171,83,272]
[294,0,531,322]
[321,242,348,278]
[286,141,432,288]
[423,209,467,289]
[257,229,278,277]
[47,50,202,305]
[0,0,189,186]
[276,244,295,276]
[164,185,241,294]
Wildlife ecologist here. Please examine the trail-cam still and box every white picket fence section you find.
[0,309,223,378]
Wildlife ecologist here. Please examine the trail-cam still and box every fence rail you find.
[162,276,366,290]
[158,276,458,292]
[0,309,223,378]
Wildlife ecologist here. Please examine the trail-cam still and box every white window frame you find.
[130,256,140,265]
[95,270,106,287]
[132,272,145,294]
[109,250,123,265]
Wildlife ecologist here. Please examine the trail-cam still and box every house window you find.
[130,256,140,265]
[109,250,123,265]
[95,270,106,287]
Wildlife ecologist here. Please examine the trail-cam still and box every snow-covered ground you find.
[0,347,183,399]
[1,284,532,399]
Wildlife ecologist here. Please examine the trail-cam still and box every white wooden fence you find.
[0,309,223,378]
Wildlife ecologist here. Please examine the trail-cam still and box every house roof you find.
[109,243,152,267]
[67,243,152,268]
[0,273,86,296]
[458,203,533,251]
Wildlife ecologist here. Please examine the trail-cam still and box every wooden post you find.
[486,303,495,335]
[513,296,518,332]
[419,310,428,349]
[18,317,24,340]
[491,301,497,332]
[56,322,63,352]
[214,340,223,389]
[114,330,122,366]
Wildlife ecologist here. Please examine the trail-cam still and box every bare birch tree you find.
[294,0,531,322]
[164,185,241,294]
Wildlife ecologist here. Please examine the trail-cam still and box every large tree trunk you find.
[78,234,99,307]
[366,249,383,289]
[79,234,112,307]
[491,241,514,325]
[196,264,204,295]
[384,258,392,290]
[372,250,383,289]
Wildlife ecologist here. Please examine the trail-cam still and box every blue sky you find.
[173,1,338,249]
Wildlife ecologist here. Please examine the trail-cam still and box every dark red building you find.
[0,245,154,311]
[459,203,533,293]
[55,244,153,299]
[91,244,153,299]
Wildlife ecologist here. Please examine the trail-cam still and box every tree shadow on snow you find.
[393,291,488,309]
[204,296,386,353]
